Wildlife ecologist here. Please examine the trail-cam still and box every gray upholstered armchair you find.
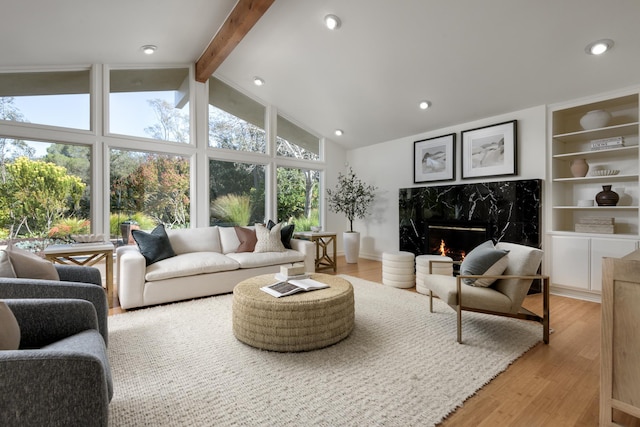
[423,242,549,344]
[0,265,108,345]
[0,298,112,426]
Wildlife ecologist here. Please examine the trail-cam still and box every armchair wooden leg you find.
[543,276,550,344]
[456,277,462,344]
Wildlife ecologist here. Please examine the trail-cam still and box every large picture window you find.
[208,77,266,153]
[209,159,265,226]
[110,149,190,243]
[109,68,190,143]
[0,70,90,130]
[0,138,91,251]
[277,166,320,231]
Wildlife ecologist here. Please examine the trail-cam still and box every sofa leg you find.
[428,290,433,313]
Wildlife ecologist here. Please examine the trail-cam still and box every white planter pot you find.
[343,231,360,264]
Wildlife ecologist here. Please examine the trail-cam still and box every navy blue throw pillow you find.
[132,224,176,266]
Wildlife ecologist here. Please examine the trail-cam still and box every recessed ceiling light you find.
[253,76,265,86]
[141,45,157,55]
[419,100,431,110]
[334,129,344,136]
[324,14,341,30]
[585,39,614,55]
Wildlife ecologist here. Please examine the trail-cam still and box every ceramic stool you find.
[415,255,453,295]
[382,251,415,288]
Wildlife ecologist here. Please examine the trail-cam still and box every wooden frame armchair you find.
[423,242,549,344]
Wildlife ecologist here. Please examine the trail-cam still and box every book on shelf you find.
[590,136,624,150]
[575,224,615,234]
[578,217,614,225]
[575,216,615,234]
[260,277,329,298]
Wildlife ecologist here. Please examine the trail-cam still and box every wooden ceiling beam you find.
[195,0,275,83]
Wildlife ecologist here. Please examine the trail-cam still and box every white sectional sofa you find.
[116,225,315,309]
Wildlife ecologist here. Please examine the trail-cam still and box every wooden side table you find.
[43,242,115,307]
[294,232,337,272]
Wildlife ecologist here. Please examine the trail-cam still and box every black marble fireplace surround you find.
[399,179,542,258]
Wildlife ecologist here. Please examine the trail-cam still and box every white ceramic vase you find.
[580,110,611,130]
[343,231,360,264]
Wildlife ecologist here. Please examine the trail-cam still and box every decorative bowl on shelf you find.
[577,200,594,207]
[590,169,620,176]
[70,234,105,243]
[580,109,612,130]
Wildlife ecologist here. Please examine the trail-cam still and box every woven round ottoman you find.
[382,251,415,288]
[416,255,453,295]
[232,273,354,352]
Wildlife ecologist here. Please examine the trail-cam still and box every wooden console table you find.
[294,232,337,272]
[43,242,115,307]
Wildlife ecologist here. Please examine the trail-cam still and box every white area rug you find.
[107,275,542,426]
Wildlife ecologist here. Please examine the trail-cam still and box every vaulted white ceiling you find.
[2,0,640,150]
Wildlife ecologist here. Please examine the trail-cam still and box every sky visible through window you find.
[8,91,180,156]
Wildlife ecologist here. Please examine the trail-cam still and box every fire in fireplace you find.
[427,220,491,261]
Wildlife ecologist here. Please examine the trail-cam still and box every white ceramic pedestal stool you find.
[382,251,415,288]
[415,255,453,295]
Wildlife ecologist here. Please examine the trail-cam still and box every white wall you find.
[344,105,547,260]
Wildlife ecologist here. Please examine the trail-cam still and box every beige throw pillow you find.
[0,301,20,350]
[6,246,60,281]
[254,223,286,253]
[0,250,16,278]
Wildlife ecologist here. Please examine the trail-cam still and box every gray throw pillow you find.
[460,240,510,287]
[132,224,177,266]
[254,223,286,253]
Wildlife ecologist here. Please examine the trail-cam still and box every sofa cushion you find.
[226,250,305,269]
[166,226,222,255]
[6,246,59,280]
[267,220,295,249]
[0,301,20,350]
[132,224,177,266]
[254,223,286,253]
[145,252,240,282]
[235,227,257,252]
[460,240,510,287]
[219,226,241,254]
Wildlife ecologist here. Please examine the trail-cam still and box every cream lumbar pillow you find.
[0,301,20,350]
[254,223,286,253]
[6,246,60,281]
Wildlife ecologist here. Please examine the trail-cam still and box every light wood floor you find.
[109,257,640,426]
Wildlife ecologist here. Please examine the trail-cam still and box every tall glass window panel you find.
[276,115,320,161]
[209,159,265,226]
[0,70,90,130]
[109,68,190,143]
[276,167,320,230]
[110,149,190,242]
[0,138,91,251]
[208,77,266,153]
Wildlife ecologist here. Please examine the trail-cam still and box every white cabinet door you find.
[551,236,590,290]
[590,238,639,292]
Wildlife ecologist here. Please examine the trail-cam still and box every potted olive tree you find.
[327,167,377,263]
